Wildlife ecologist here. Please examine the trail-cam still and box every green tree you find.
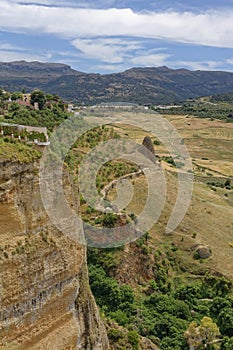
[128,330,140,350]
[184,317,221,349]
[222,337,233,349]
[8,102,20,112]
[11,91,23,101]
[211,297,231,316]
[30,90,46,110]
[218,308,233,337]
[46,93,54,101]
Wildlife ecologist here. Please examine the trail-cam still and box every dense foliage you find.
[0,89,70,131]
[87,245,233,350]
[154,98,233,122]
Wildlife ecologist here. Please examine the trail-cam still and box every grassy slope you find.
[0,138,41,163]
[112,114,233,279]
[89,111,233,349]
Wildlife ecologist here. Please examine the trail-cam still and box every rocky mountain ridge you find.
[1,61,233,104]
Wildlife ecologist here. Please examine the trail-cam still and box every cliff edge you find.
[0,160,109,349]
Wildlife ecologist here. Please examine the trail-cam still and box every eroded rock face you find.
[0,160,109,350]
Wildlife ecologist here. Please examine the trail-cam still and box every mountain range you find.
[1,61,233,104]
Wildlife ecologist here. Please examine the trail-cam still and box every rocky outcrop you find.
[0,160,109,349]
[192,243,212,260]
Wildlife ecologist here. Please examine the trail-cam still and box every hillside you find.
[81,109,233,350]
[1,61,233,104]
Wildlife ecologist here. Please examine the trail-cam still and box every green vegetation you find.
[95,160,138,192]
[0,89,70,131]
[30,90,46,110]
[2,61,233,105]
[0,89,232,349]
[154,97,233,122]
[2,105,69,131]
[184,316,221,349]
[87,242,233,350]
[210,93,233,103]
[0,137,41,162]
[0,89,75,162]
[207,179,232,190]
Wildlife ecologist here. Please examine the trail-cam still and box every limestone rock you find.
[0,160,109,349]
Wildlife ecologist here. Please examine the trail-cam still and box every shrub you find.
[108,329,125,341]
[128,330,140,350]
[102,213,118,227]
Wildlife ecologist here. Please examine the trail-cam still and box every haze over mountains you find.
[1,61,233,104]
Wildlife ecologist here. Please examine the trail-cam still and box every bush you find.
[128,330,140,350]
[88,264,134,319]
[108,328,125,341]
[108,310,129,327]
[102,213,118,227]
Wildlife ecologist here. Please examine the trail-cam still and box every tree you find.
[184,317,221,349]
[128,330,140,350]
[222,337,233,349]
[224,178,231,189]
[218,308,233,337]
[30,90,46,110]
[8,102,20,112]
[11,91,23,101]
[211,297,231,316]
[46,93,54,101]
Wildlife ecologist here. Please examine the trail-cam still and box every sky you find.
[0,0,233,73]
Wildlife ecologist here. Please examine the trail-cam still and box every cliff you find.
[0,160,109,349]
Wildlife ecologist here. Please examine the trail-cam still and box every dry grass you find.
[106,112,233,279]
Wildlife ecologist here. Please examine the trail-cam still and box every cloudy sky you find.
[0,0,233,73]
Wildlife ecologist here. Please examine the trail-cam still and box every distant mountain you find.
[1,61,233,104]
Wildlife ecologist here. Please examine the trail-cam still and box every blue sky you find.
[0,0,233,73]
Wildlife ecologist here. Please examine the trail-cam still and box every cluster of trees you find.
[154,99,233,122]
[1,89,70,131]
[30,90,66,110]
[87,245,233,350]
[210,93,233,103]
[207,178,232,191]
[0,88,65,111]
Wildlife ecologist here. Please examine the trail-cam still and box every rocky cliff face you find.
[0,160,109,349]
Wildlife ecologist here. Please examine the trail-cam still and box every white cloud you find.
[131,53,171,66]
[3,0,117,6]
[96,64,129,72]
[173,60,224,71]
[0,42,26,51]
[72,38,141,63]
[5,0,78,6]
[226,58,233,65]
[0,1,233,49]
[0,49,52,62]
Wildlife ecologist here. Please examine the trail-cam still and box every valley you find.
[0,86,232,349]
